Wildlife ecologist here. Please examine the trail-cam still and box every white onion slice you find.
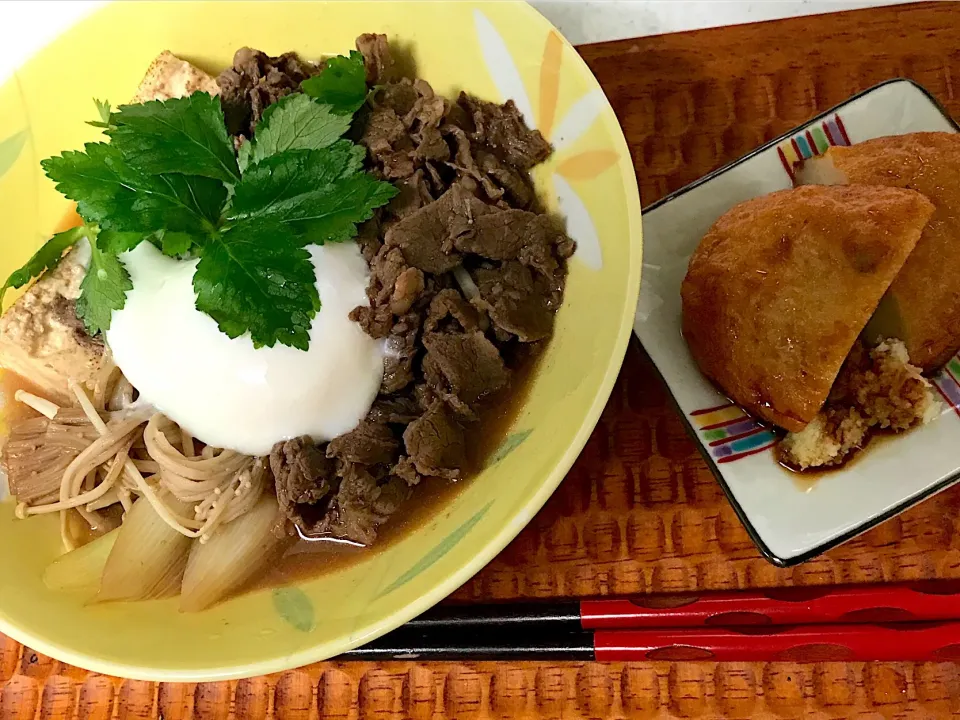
[180,493,288,612]
[43,529,119,595]
[98,496,192,602]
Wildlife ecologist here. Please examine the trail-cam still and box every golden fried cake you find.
[797,132,960,370]
[681,185,934,432]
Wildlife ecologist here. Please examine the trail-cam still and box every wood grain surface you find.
[6,2,960,719]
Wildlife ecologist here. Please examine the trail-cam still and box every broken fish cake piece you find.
[797,132,960,371]
[681,184,933,432]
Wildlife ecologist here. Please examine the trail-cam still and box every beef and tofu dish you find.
[0,35,574,610]
[682,132,960,471]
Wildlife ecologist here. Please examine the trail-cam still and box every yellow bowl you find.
[0,0,641,680]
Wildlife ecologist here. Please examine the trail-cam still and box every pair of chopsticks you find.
[340,581,960,661]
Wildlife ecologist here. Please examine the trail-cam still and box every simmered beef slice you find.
[321,469,410,545]
[458,93,551,170]
[381,312,422,393]
[475,149,537,209]
[422,331,508,406]
[387,170,434,220]
[443,126,535,208]
[356,33,395,84]
[326,420,399,466]
[473,261,556,342]
[361,107,413,173]
[367,396,421,425]
[453,208,565,268]
[218,48,319,137]
[270,436,337,535]
[385,184,491,273]
[403,403,467,478]
[424,289,481,334]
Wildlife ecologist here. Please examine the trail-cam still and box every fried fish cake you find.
[681,185,933,431]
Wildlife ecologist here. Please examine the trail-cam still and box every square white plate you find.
[634,79,960,566]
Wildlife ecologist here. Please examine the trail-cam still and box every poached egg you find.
[106,241,384,456]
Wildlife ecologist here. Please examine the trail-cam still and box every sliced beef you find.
[472,261,555,342]
[382,313,422,393]
[475,149,537,209]
[415,125,450,163]
[367,396,421,425]
[218,48,319,138]
[356,218,383,264]
[378,81,419,116]
[326,420,399,466]
[356,33,395,84]
[391,456,422,486]
[270,437,337,535]
[322,468,409,545]
[361,107,412,166]
[422,331,509,406]
[403,403,467,478]
[387,170,434,220]
[424,289,481,334]
[459,93,551,170]
[384,184,491,273]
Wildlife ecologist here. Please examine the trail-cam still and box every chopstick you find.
[400,581,960,630]
[338,581,960,662]
[342,621,960,661]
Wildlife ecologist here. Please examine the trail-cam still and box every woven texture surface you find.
[6,2,960,718]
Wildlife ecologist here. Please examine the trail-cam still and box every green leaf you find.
[238,94,352,171]
[272,587,315,632]
[155,230,194,256]
[97,230,145,255]
[376,501,494,599]
[301,51,368,115]
[86,98,115,130]
[193,221,320,349]
[76,230,133,335]
[231,161,396,245]
[107,92,240,183]
[0,225,87,306]
[231,145,365,216]
[42,142,226,235]
[0,131,27,180]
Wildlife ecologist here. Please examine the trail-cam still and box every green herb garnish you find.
[301,50,368,115]
[6,54,395,350]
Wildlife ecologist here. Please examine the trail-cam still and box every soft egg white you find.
[106,241,384,456]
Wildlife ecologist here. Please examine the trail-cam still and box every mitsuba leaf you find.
[301,51,368,115]
[0,225,88,306]
[107,93,240,183]
[238,94,352,171]
[42,142,226,235]
[86,98,115,130]
[76,231,133,335]
[193,221,320,350]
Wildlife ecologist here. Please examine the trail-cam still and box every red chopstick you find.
[343,621,960,662]
[405,581,960,631]
[339,582,960,661]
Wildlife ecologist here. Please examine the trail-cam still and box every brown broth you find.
[261,346,545,588]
